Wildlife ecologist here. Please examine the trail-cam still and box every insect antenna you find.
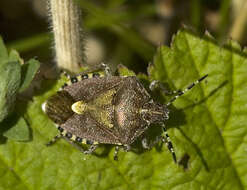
[166,74,208,106]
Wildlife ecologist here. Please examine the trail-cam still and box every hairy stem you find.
[49,0,86,72]
[229,1,247,42]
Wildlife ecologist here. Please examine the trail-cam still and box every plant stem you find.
[229,1,247,42]
[49,0,86,72]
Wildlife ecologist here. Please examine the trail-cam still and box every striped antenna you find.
[166,74,208,106]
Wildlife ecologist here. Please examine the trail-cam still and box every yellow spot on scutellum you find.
[71,101,87,114]
[71,89,116,128]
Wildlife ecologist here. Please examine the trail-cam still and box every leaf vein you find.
[183,33,244,190]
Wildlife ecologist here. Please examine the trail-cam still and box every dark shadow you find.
[173,81,228,171]
[0,135,7,144]
[133,126,164,154]
[143,80,188,130]
[16,101,33,142]
[178,153,190,170]
[33,78,59,97]
[166,106,187,128]
[178,128,209,171]
[0,112,32,144]
[93,144,113,158]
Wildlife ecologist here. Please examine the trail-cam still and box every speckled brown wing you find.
[63,76,124,102]
[61,112,121,144]
[60,76,151,145]
[60,76,125,144]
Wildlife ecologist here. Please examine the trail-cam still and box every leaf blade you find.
[0,29,247,190]
[0,37,8,61]
[19,59,40,93]
[3,116,30,142]
[0,61,21,122]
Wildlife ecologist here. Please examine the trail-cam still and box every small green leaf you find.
[117,64,136,76]
[0,37,36,142]
[2,116,30,142]
[0,37,22,122]
[0,61,21,122]
[9,49,24,64]
[0,37,8,60]
[19,59,40,92]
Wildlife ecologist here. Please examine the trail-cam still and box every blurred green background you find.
[0,0,247,73]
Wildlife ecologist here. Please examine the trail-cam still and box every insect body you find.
[42,64,207,162]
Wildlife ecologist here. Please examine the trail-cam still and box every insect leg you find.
[83,144,99,154]
[114,146,120,161]
[113,144,130,160]
[161,123,177,163]
[142,137,150,149]
[62,136,85,151]
[46,134,62,146]
[142,135,163,149]
[59,70,72,89]
[101,62,111,76]
[123,144,131,152]
[62,136,98,154]
[59,69,78,89]
[60,63,111,89]
[75,62,111,78]
[149,80,180,95]
[60,70,71,79]
[166,74,208,106]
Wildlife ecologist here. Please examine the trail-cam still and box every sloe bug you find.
[42,63,207,162]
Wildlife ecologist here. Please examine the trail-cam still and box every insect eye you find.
[70,77,78,83]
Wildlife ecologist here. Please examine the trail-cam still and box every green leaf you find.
[0,37,8,60]
[149,29,247,189]
[0,37,35,142]
[2,116,30,142]
[0,61,21,122]
[117,64,136,76]
[8,49,24,65]
[0,37,22,123]
[19,59,40,92]
[0,29,247,190]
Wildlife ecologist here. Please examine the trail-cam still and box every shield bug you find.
[42,63,208,162]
